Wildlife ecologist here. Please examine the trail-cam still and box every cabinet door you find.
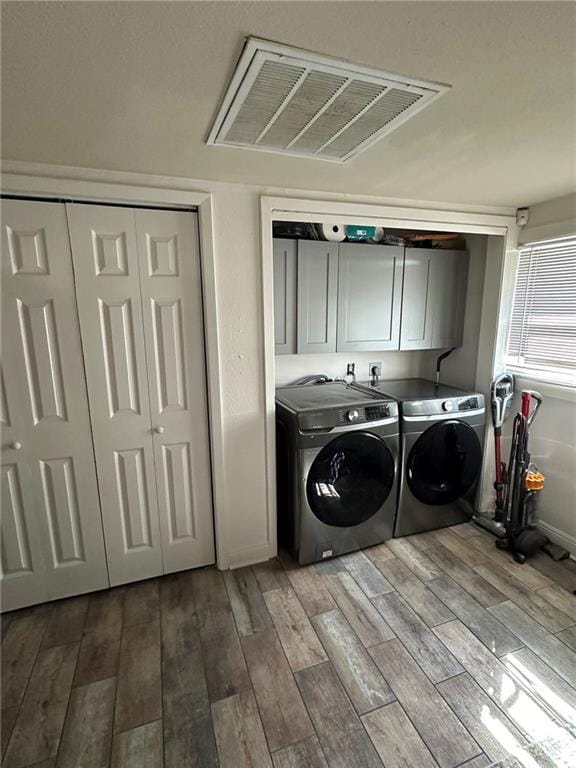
[1,200,108,609]
[135,210,215,574]
[400,248,434,350]
[273,239,297,355]
[297,241,338,354]
[431,250,469,348]
[337,243,403,352]
[67,204,163,586]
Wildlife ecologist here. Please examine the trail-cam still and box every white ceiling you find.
[2,1,575,207]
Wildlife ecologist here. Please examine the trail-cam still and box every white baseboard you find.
[538,521,576,558]
[221,542,276,570]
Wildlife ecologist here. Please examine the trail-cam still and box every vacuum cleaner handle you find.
[491,372,515,429]
[523,390,543,426]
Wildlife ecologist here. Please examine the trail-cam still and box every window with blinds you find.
[506,236,576,386]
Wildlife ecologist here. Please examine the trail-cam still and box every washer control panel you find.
[402,393,485,418]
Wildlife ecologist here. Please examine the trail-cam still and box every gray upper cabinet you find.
[400,248,435,350]
[337,243,403,352]
[431,249,469,348]
[297,240,339,354]
[273,239,297,355]
[400,248,469,350]
[273,238,469,355]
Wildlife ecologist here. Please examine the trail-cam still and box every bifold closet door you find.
[67,204,214,585]
[134,210,214,573]
[1,200,108,611]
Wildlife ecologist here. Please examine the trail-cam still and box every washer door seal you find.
[306,431,395,527]
[407,420,482,506]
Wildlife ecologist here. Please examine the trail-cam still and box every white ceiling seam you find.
[208,37,450,162]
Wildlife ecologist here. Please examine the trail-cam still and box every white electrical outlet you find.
[369,362,382,378]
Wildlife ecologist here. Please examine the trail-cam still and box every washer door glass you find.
[306,432,395,527]
[407,420,482,505]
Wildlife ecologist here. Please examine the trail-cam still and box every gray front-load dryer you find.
[275,382,399,565]
[362,379,486,537]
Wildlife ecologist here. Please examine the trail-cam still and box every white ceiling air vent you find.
[208,38,450,163]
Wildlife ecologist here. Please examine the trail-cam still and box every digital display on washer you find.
[365,405,390,421]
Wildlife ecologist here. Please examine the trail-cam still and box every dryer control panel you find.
[403,394,485,418]
[458,396,480,411]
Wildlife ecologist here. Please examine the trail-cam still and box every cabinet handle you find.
[11,441,23,451]
[154,426,165,434]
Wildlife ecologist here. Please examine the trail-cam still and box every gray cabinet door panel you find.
[431,250,469,348]
[400,248,469,350]
[400,249,434,350]
[337,244,403,352]
[273,239,297,355]
[297,241,338,354]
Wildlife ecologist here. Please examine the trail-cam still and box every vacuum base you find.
[472,514,506,539]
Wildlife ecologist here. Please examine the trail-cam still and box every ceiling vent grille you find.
[208,38,450,163]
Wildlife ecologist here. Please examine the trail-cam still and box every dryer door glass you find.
[306,432,395,527]
[407,420,482,505]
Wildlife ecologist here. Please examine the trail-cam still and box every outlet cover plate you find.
[369,362,382,378]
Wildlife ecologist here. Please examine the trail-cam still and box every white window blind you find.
[506,236,576,386]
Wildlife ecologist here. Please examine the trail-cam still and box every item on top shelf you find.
[345,224,377,241]
[404,232,466,249]
[317,223,346,241]
[369,227,385,242]
[273,221,318,239]
[381,233,405,246]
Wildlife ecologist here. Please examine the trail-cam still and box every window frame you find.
[505,235,576,389]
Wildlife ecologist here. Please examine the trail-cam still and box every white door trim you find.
[260,194,519,557]
[2,164,227,569]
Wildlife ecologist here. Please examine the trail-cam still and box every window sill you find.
[511,372,576,403]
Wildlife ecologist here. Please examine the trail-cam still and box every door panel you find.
[337,244,403,351]
[431,250,469,348]
[67,203,163,585]
[399,249,434,350]
[273,239,297,355]
[17,298,68,423]
[1,200,108,608]
[297,241,338,353]
[135,209,214,573]
[39,457,85,565]
[0,458,50,610]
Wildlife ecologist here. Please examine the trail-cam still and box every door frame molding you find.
[2,164,227,569]
[260,195,518,552]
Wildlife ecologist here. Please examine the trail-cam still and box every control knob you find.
[347,409,360,422]
[442,400,455,412]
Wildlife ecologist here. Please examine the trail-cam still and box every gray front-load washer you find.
[362,379,485,537]
[275,382,399,565]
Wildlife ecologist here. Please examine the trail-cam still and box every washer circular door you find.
[407,420,482,505]
[306,432,395,527]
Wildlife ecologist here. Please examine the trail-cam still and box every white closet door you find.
[135,210,215,572]
[1,363,49,610]
[67,204,163,585]
[1,200,108,610]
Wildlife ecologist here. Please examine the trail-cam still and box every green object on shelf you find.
[346,225,377,241]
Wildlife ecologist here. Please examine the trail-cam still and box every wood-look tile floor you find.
[2,524,576,768]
